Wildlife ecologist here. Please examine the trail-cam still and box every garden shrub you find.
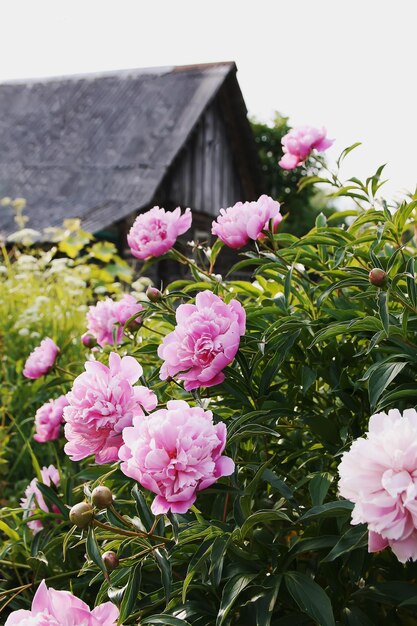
[1,139,417,625]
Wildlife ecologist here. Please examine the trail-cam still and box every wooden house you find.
[0,62,263,280]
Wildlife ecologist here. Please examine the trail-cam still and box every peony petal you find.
[278,153,301,170]
[91,602,119,626]
[368,530,389,553]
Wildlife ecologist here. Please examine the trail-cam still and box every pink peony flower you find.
[34,395,69,443]
[86,294,143,347]
[211,194,282,249]
[158,290,246,391]
[119,399,235,514]
[63,352,157,464]
[127,206,192,260]
[23,338,59,379]
[5,579,119,625]
[20,465,60,534]
[278,125,333,170]
[338,408,417,563]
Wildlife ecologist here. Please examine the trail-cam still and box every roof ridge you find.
[0,61,235,87]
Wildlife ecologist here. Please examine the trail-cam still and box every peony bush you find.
[2,135,417,625]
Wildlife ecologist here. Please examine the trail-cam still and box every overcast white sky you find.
[1,0,416,200]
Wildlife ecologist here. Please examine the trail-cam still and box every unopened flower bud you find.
[146,286,162,303]
[102,550,119,572]
[81,333,96,348]
[91,485,113,509]
[369,268,387,287]
[69,502,94,528]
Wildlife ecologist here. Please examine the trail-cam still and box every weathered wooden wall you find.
[161,98,244,220]
[119,86,255,283]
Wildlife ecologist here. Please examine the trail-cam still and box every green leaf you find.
[210,535,229,588]
[58,230,92,257]
[154,548,172,605]
[288,536,339,556]
[13,420,42,483]
[299,500,353,522]
[88,240,117,262]
[27,551,48,569]
[369,250,383,269]
[118,562,142,623]
[310,317,383,346]
[228,424,283,445]
[0,519,19,541]
[131,484,153,531]
[62,524,77,561]
[262,469,296,504]
[285,571,335,626]
[216,574,257,626]
[301,366,316,394]
[322,524,368,562]
[368,361,407,410]
[106,259,133,283]
[337,142,362,167]
[308,473,333,507]
[240,510,291,539]
[36,482,68,518]
[284,265,293,307]
[370,163,387,197]
[182,538,214,602]
[259,330,300,395]
[315,212,327,228]
[393,199,417,233]
[255,575,281,626]
[354,581,417,606]
[297,175,331,192]
[317,278,369,306]
[293,234,344,246]
[141,617,191,626]
[406,257,417,307]
[208,238,224,267]
[85,527,108,580]
[229,280,263,297]
[227,410,274,437]
[377,290,389,336]
[167,511,179,544]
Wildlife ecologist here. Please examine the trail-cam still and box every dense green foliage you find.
[2,148,417,625]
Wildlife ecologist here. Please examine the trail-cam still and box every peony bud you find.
[81,333,96,348]
[69,502,94,528]
[369,268,387,287]
[91,485,113,509]
[146,286,162,303]
[102,550,120,572]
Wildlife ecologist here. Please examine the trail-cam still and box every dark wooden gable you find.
[161,98,243,219]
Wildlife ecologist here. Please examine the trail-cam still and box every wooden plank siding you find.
[122,93,254,282]
[162,98,244,220]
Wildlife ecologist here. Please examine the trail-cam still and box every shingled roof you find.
[0,62,261,239]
